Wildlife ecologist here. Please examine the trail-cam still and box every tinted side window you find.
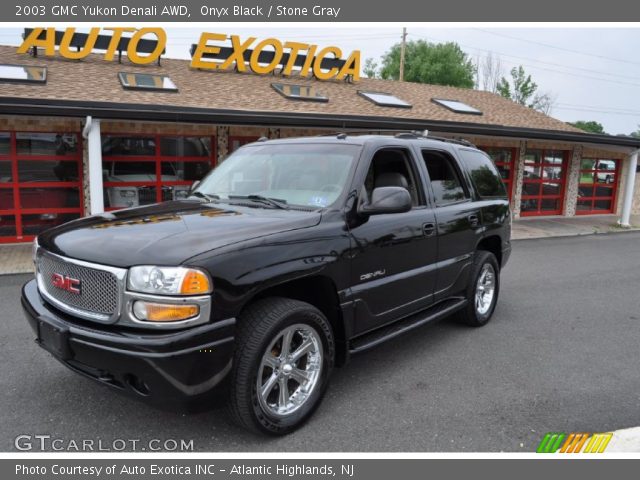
[421,150,468,206]
[458,149,507,198]
[364,148,424,207]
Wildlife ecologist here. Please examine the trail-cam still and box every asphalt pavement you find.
[2,232,640,452]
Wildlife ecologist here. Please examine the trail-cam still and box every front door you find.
[349,147,438,334]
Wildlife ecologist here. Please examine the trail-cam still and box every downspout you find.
[618,148,639,227]
[82,116,104,215]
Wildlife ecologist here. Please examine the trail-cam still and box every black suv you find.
[22,133,511,435]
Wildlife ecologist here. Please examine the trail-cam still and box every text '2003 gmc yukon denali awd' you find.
[22,133,511,435]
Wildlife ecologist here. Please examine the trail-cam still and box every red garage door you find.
[0,131,83,243]
[520,149,568,216]
[576,158,620,214]
[101,134,216,210]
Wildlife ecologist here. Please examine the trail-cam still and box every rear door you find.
[419,148,481,300]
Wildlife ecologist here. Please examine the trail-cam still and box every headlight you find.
[127,266,212,296]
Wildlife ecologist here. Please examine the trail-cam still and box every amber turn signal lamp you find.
[180,270,211,295]
[133,301,199,322]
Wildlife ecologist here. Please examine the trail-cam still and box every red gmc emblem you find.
[51,273,81,295]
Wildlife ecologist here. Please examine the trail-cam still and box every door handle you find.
[422,222,436,236]
[468,214,479,227]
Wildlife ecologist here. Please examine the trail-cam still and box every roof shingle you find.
[0,44,583,134]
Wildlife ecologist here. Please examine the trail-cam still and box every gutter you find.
[81,115,92,139]
[1,96,640,149]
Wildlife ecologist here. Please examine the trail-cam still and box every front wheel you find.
[456,250,500,327]
[229,297,334,435]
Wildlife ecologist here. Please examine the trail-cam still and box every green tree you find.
[363,57,379,79]
[497,66,538,105]
[497,66,555,114]
[380,40,476,88]
[569,120,606,134]
[630,126,640,138]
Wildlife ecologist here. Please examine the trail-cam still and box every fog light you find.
[133,301,199,322]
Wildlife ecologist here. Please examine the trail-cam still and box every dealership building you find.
[1,36,639,244]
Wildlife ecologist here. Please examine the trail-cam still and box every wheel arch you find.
[241,275,348,367]
[476,234,502,268]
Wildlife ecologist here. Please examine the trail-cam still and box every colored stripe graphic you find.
[537,433,566,453]
[583,433,613,453]
[560,433,589,453]
[537,432,613,453]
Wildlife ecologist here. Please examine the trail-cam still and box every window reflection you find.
[0,133,9,155]
[16,133,78,156]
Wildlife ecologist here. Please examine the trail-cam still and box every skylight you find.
[358,91,412,108]
[0,64,46,84]
[432,98,482,115]
[271,83,328,102]
[118,72,178,92]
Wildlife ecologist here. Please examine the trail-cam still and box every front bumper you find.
[21,279,235,411]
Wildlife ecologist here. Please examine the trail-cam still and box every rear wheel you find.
[457,250,500,327]
[229,297,334,435]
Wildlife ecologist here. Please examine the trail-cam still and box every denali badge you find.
[360,269,386,281]
[51,273,81,295]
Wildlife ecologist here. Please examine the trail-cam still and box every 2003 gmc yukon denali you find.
[22,132,511,435]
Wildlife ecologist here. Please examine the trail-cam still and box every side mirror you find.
[190,180,201,193]
[358,186,412,215]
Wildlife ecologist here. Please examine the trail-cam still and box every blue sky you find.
[1,26,638,135]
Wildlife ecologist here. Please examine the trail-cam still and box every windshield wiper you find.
[228,194,289,210]
[189,191,220,202]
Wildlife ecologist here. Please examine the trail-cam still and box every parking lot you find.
[2,232,640,452]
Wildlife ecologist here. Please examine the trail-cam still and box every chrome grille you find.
[161,187,173,202]
[36,250,122,321]
[138,187,156,205]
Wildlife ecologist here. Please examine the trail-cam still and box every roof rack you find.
[394,130,476,147]
[314,130,476,147]
[316,130,405,138]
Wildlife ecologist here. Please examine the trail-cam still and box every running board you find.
[349,298,467,354]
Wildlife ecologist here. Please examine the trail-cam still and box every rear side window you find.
[458,149,507,198]
[421,150,468,206]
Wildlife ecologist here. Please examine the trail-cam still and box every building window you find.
[358,91,412,108]
[520,149,568,216]
[271,83,328,102]
[228,136,260,154]
[576,158,619,214]
[101,134,215,210]
[118,72,178,92]
[0,64,46,84]
[431,98,482,115]
[479,147,517,199]
[0,131,82,243]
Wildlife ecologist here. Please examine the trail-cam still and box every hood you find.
[38,200,322,267]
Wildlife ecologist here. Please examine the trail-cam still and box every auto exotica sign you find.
[17,27,361,81]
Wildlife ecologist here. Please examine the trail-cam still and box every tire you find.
[229,297,335,435]
[456,250,500,327]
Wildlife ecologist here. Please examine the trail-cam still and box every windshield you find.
[194,143,361,208]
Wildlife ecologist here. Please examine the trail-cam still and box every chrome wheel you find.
[256,323,323,417]
[475,263,496,315]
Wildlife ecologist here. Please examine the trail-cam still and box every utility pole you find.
[399,27,407,82]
